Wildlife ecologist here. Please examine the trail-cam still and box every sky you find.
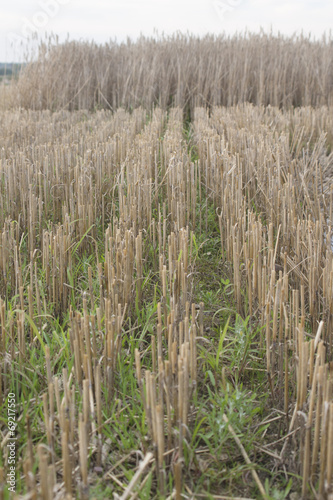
[1,0,332,62]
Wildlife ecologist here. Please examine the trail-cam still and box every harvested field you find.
[0,34,333,499]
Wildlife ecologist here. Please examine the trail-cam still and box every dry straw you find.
[3,32,333,112]
[0,59,332,496]
[194,103,333,497]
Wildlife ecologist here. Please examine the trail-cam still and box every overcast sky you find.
[1,0,332,62]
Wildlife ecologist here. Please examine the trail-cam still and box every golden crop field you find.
[0,33,333,499]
